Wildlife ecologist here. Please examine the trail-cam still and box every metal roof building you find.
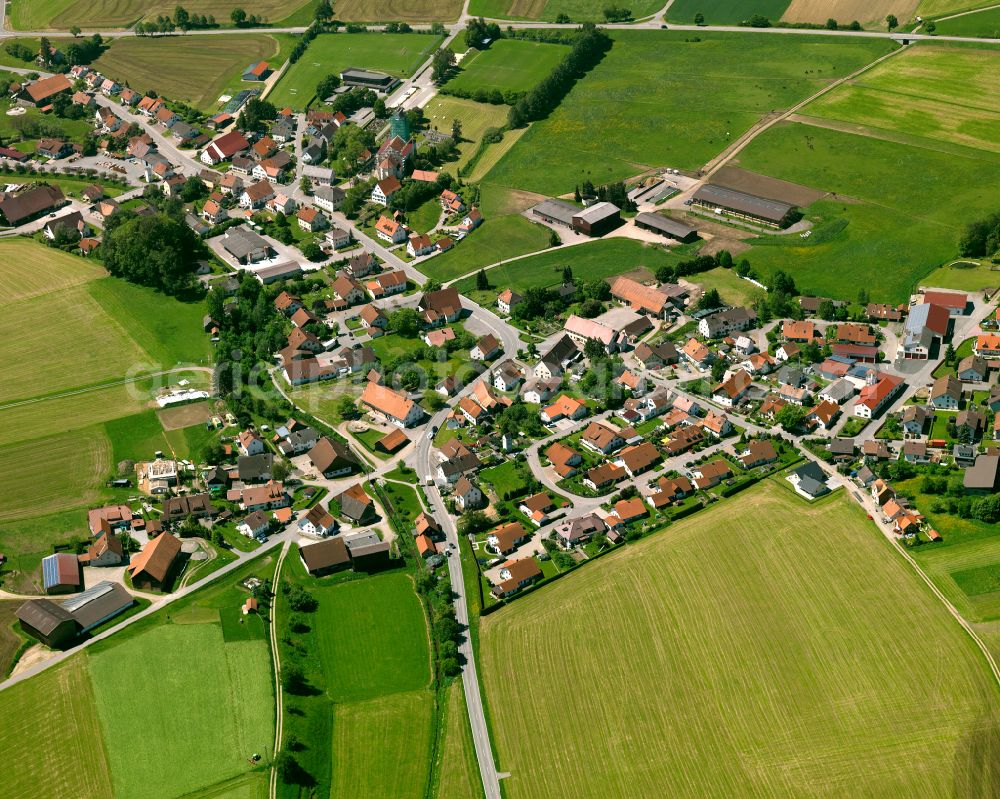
[60,580,134,632]
[692,184,795,227]
[635,212,698,241]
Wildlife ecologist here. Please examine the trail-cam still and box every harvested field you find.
[157,400,212,430]
[93,34,291,110]
[331,690,435,799]
[0,656,113,799]
[803,45,1000,155]
[0,428,112,523]
[9,0,311,29]
[782,0,919,27]
[668,0,791,23]
[0,239,104,302]
[481,481,1000,799]
[333,0,463,21]
[711,165,828,206]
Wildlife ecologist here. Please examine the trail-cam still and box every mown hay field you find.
[330,690,435,799]
[9,0,311,29]
[93,34,293,110]
[484,31,895,195]
[90,622,275,799]
[481,481,1000,799]
[782,0,919,27]
[422,96,509,169]
[333,0,463,21]
[804,45,1000,154]
[434,682,484,799]
[0,656,114,799]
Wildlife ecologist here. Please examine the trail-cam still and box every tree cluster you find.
[289,24,319,65]
[238,97,277,133]
[465,17,502,48]
[959,211,1000,258]
[389,173,453,213]
[508,25,611,128]
[575,179,635,211]
[102,204,202,296]
[172,5,218,29]
[602,5,632,21]
[230,7,265,27]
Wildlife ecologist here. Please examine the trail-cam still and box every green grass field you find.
[330,690,435,799]
[917,0,999,16]
[451,237,684,304]
[9,0,311,29]
[93,34,294,110]
[423,95,510,169]
[667,0,791,24]
[0,655,114,799]
[90,623,274,799]
[268,32,442,110]
[916,536,1000,623]
[435,682,484,799]
[935,6,1000,34]
[420,214,552,282]
[315,573,430,702]
[379,480,424,527]
[481,481,1000,798]
[694,266,766,307]
[446,40,567,95]
[803,45,1000,154]
[277,559,434,799]
[734,121,1000,302]
[407,195,443,234]
[468,0,662,22]
[0,600,30,676]
[483,31,895,195]
[922,260,1000,291]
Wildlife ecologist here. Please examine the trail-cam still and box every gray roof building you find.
[692,184,795,226]
[634,212,698,241]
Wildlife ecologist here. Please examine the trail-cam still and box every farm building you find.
[127,532,182,591]
[692,184,797,228]
[42,553,83,595]
[16,600,78,648]
[59,581,134,633]
[572,202,621,236]
[634,212,698,242]
[532,199,578,228]
[299,537,351,576]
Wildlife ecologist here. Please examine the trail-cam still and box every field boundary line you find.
[268,539,291,799]
[888,535,1000,688]
[935,2,1000,20]
[701,42,910,180]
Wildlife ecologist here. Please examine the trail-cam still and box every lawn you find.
[435,681,484,799]
[480,460,531,499]
[379,479,424,527]
[90,622,274,799]
[423,96,510,170]
[330,690,435,799]
[268,32,443,110]
[922,260,1000,292]
[446,40,568,95]
[936,6,1000,35]
[0,98,95,147]
[93,34,295,111]
[692,266,766,307]
[667,0,791,23]
[803,45,1000,154]
[419,214,552,282]
[915,536,1000,623]
[103,409,174,463]
[735,121,1000,302]
[481,480,1000,799]
[452,237,683,305]
[407,195,443,234]
[0,655,114,799]
[10,0,312,28]
[484,31,895,195]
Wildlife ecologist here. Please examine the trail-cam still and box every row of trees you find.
[508,24,611,128]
